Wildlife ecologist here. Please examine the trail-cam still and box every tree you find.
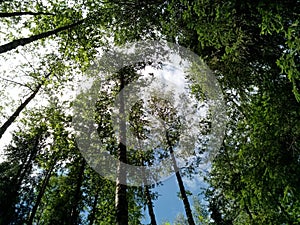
[115,67,129,225]
[26,154,58,225]
[128,99,158,225]
[148,94,196,225]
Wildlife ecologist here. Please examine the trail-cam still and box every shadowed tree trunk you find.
[149,93,196,225]
[70,159,86,225]
[167,132,196,225]
[141,159,157,225]
[115,70,128,225]
[27,156,58,225]
[145,185,157,225]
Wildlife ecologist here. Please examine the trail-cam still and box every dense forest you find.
[0,0,299,224]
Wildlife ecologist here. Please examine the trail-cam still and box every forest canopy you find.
[0,0,299,224]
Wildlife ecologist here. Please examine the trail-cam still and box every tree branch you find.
[0,72,51,139]
[0,11,54,17]
[0,77,33,90]
[0,19,85,54]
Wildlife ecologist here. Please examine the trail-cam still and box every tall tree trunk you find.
[167,133,196,225]
[0,72,51,139]
[70,159,86,225]
[141,158,157,225]
[115,71,128,225]
[0,19,84,54]
[145,185,157,225]
[15,131,42,187]
[27,156,58,225]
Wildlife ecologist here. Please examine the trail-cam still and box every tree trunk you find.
[167,133,195,225]
[115,71,128,225]
[141,159,157,225]
[0,73,51,139]
[145,185,157,225]
[70,159,86,225]
[27,156,58,225]
[0,19,84,54]
[16,132,41,186]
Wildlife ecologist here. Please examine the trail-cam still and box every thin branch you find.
[20,52,38,74]
[0,77,33,90]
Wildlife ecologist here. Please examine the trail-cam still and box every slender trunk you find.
[16,133,41,186]
[145,185,157,225]
[89,191,99,225]
[167,133,195,225]
[0,87,40,139]
[0,19,84,54]
[0,73,51,139]
[70,159,86,225]
[27,156,57,225]
[115,71,128,225]
[0,12,54,17]
[141,159,157,225]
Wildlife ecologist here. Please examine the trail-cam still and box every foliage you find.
[0,0,299,224]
